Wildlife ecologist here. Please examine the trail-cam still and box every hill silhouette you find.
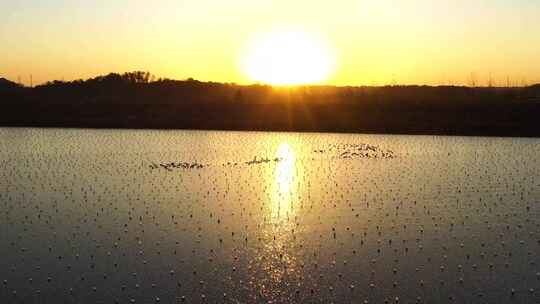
[0,78,22,90]
[1,71,539,136]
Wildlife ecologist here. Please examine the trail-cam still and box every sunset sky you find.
[1,0,539,86]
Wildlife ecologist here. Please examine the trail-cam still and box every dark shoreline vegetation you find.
[1,72,540,137]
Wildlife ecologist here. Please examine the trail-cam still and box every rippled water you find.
[1,128,539,303]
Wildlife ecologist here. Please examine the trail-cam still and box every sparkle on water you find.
[1,128,540,303]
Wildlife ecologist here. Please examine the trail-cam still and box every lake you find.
[1,128,539,303]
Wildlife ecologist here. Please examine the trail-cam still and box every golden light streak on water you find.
[246,142,307,302]
[271,143,296,222]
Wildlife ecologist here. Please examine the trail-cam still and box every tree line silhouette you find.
[1,72,539,136]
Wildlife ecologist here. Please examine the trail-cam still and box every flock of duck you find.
[0,128,539,304]
[151,143,396,173]
[150,162,206,171]
[316,143,396,160]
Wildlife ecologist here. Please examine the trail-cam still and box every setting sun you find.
[241,30,335,85]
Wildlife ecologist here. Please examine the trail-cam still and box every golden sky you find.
[1,0,539,86]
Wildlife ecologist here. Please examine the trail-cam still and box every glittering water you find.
[1,128,539,303]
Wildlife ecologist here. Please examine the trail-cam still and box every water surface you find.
[1,128,539,303]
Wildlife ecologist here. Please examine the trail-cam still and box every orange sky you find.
[1,0,539,86]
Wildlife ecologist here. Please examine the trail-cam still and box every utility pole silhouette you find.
[469,72,477,87]
[30,74,33,88]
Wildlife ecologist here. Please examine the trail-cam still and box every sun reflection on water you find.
[271,143,296,221]
[246,142,307,302]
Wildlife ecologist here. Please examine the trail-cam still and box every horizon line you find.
[2,72,538,89]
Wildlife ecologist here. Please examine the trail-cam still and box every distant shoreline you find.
[2,112,539,138]
[2,72,539,138]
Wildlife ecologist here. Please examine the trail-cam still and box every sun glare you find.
[241,30,335,85]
